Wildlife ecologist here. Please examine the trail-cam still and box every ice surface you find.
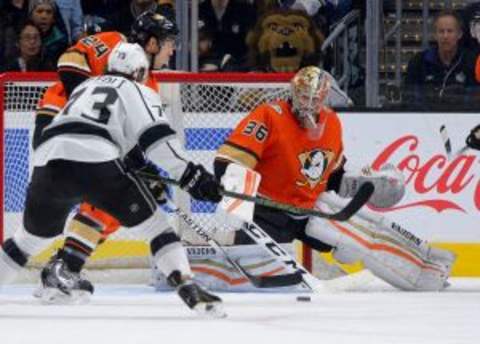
[1,278,479,344]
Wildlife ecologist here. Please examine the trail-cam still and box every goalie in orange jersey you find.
[214,66,456,291]
[28,9,180,302]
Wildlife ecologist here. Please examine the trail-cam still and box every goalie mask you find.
[290,66,331,129]
[107,42,150,83]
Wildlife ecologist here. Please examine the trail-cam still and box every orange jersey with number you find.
[39,32,158,116]
[58,32,125,78]
[216,100,344,209]
[56,31,158,93]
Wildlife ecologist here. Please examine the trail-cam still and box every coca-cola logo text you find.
[371,135,479,212]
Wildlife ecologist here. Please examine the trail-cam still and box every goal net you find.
[0,72,314,285]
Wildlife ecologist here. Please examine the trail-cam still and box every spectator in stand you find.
[29,0,69,63]
[198,18,238,71]
[0,0,30,68]
[462,2,480,54]
[404,10,478,108]
[2,21,55,72]
[80,0,123,31]
[106,0,175,37]
[55,0,84,43]
[199,0,257,65]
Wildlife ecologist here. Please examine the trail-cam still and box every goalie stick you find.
[169,202,305,288]
[137,172,374,222]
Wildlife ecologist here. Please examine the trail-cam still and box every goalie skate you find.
[168,271,226,318]
[36,258,94,305]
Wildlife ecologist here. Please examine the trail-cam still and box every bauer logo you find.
[371,135,480,212]
[187,247,217,256]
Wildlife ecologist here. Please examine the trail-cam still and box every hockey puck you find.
[296,296,311,302]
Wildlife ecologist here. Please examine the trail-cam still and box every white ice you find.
[1,277,479,344]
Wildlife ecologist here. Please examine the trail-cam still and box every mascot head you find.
[246,9,325,72]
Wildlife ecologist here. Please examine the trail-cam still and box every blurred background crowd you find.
[2,0,480,109]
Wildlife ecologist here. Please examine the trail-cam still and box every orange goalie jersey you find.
[216,100,344,209]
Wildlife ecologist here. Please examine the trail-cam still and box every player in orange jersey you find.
[214,66,456,291]
[32,10,179,301]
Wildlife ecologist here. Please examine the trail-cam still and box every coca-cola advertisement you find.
[340,113,480,243]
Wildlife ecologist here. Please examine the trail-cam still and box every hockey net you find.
[0,72,313,282]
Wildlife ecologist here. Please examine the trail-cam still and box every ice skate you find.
[167,270,226,318]
[36,257,94,304]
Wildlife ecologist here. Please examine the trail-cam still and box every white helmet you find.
[107,42,150,83]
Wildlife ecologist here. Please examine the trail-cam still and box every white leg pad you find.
[306,202,452,291]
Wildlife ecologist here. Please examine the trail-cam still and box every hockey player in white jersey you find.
[0,43,225,317]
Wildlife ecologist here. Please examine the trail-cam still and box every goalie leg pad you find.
[306,214,451,291]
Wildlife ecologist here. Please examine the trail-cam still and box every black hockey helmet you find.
[129,9,179,47]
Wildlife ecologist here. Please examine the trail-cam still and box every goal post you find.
[0,71,313,279]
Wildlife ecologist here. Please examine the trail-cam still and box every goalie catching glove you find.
[339,163,405,208]
[466,124,480,151]
[179,162,222,203]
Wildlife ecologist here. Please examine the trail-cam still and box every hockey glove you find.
[339,163,405,208]
[179,162,222,203]
[466,124,480,151]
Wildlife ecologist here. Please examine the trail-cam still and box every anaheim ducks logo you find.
[296,149,334,188]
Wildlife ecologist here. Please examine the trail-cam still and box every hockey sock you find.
[62,213,103,272]
[151,231,192,279]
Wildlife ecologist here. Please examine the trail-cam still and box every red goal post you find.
[0,71,313,272]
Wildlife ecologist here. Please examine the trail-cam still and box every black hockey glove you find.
[466,124,480,151]
[179,162,222,203]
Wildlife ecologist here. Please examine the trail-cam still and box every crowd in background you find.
[0,0,354,73]
[2,0,480,109]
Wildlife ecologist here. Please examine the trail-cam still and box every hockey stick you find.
[439,124,469,160]
[240,220,323,291]
[137,172,374,222]
[169,202,304,288]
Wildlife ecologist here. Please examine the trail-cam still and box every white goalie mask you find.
[107,42,150,83]
[290,66,331,129]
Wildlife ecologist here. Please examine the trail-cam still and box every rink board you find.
[3,109,480,275]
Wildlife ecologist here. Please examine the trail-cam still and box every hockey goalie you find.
[213,66,456,291]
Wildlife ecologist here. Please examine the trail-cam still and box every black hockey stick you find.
[137,172,374,222]
[171,203,304,288]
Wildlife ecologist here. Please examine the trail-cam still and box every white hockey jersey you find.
[34,75,188,179]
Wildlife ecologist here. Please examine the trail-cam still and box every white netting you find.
[1,73,292,271]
